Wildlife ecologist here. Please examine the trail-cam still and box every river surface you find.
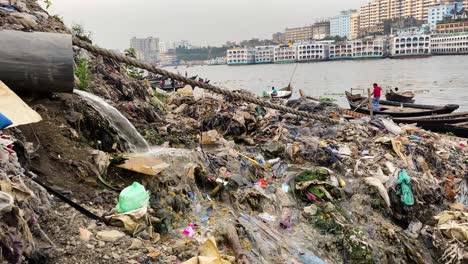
[171,55,468,111]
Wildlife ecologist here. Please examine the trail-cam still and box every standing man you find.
[372,83,382,111]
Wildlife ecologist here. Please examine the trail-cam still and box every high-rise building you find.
[358,0,438,34]
[350,13,361,39]
[330,10,358,39]
[435,20,468,33]
[285,26,314,42]
[313,21,331,40]
[428,1,464,30]
[130,37,160,64]
[272,32,286,43]
[284,21,330,43]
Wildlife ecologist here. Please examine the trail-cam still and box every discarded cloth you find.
[396,169,414,206]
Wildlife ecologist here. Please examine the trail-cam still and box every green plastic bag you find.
[116,182,150,213]
[396,169,414,206]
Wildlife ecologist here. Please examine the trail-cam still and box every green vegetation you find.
[75,58,91,91]
[124,48,144,80]
[176,47,228,61]
[296,168,330,182]
[72,23,92,43]
[319,97,337,103]
[44,0,52,9]
[342,228,373,263]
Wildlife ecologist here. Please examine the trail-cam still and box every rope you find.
[72,37,339,124]
[1,11,337,124]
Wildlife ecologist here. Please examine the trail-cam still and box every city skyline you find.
[48,0,368,51]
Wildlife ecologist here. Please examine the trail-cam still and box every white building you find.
[160,49,178,66]
[330,10,357,39]
[353,39,385,58]
[428,2,464,30]
[431,32,468,55]
[130,37,160,64]
[392,35,431,57]
[329,38,385,59]
[226,47,256,65]
[273,45,297,63]
[394,25,430,36]
[296,43,329,61]
[255,46,275,64]
[329,43,353,59]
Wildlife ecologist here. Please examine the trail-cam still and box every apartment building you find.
[313,21,331,40]
[435,20,468,33]
[359,0,438,33]
[350,13,361,39]
[330,10,358,38]
[130,37,160,64]
[285,26,314,42]
[428,1,464,30]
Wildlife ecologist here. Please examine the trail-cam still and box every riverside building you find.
[392,35,431,57]
[431,32,468,55]
[226,48,256,65]
[296,43,329,62]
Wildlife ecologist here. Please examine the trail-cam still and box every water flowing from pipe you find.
[74,89,150,152]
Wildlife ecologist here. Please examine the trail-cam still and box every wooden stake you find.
[368,88,374,118]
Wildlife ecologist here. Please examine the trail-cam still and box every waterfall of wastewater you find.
[74,90,150,153]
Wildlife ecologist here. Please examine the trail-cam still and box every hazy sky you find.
[49,0,368,50]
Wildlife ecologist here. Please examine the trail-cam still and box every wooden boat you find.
[266,85,293,99]
[393,112,468,131]
[444,121,468,138]
[385,90,415,103]
[346,91,459,117]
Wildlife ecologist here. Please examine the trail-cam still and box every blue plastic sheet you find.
[0,113,12,130]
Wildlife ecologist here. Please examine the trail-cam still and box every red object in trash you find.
[257,178,267,188]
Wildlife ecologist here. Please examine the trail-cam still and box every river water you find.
[172,55,468,111]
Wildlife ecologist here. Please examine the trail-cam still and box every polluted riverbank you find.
[1,1,468,264]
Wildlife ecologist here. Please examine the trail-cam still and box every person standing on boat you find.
[171,79,176,90]
[160,79,164,89]
[271,87,278,97]
[372,83,382,111]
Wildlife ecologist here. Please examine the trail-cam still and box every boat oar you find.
[352,97,371,112]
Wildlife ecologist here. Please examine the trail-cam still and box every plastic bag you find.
[116,182,150,213]
[0,191,14,213]
[397,169,414,206]
[0,113,12,130]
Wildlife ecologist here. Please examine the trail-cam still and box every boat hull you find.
[346,91,459,117]
[385,90,415,103]
[393,112,468,130]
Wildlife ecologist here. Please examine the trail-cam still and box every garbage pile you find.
[0,1,467,263]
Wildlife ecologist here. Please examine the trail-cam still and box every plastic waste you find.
[116,182,150,213]
[0,191,14,213]
[396,169,414,206]
[409,135,421,141]
[298,248,326,264]
[182,222,196,238]
[259,212,277,222]
[0,113,13,130]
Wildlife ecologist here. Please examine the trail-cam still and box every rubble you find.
[0,1,467,263]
